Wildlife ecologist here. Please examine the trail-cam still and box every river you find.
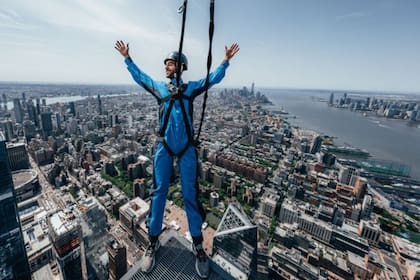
[264,88,420,180]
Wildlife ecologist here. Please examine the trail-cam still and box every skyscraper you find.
[0,132,31,280]
[212,203,258,279]
[7,142,30,171]
[35,98,41,115]
[2,94,7,110]
[0,120,14,142]
[13,98,24,123]
[97,94,103,115]
[23,120,36,142]
[107,237,127,280]
[310,135,322,154]
[48,210,85,280]
[26,99,39,127]
[69,102,76,116]
[329,92,334,106]
[41,112,53,140]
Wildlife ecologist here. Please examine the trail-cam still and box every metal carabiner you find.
[177,3,185,14]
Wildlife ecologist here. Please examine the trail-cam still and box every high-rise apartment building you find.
[48,210,85,280]
[107,237,127,280]
[133,178,147,199]
[0,132,31,280]
[338,164,357,186]
[260,190,279,218]
[7,142,30,171]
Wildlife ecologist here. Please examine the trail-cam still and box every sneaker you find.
[140,240,160,273]
[192,243,209,279]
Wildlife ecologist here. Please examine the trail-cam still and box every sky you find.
[1,0,420,93]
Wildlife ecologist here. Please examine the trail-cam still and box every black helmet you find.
[164,51,188,71]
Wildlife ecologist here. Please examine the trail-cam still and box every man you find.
[115,40,239,278]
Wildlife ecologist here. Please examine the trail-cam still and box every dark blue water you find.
[264,89,420,180]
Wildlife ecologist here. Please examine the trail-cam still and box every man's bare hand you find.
[224,43,240,61]
[115,40,130,58]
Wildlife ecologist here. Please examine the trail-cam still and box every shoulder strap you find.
[141,82,163,104]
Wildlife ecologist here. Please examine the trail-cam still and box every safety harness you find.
[148,0,216,159]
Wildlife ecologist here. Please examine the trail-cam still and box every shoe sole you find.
[192,244,209,279]
[195,260,209,279]
[141,241,161,274]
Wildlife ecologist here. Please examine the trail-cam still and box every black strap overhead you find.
[195,0,215,144]
[158,0,214,157]
[176,0,188,87]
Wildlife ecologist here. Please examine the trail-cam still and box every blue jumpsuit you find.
[125,57,229,240]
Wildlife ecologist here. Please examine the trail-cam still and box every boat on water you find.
[327,145,370,157]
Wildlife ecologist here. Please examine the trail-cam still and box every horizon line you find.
[0,80,419,96]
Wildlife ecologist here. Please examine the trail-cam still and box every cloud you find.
[336,12,369,21]
[2,1,180,44]
[0,7,34,30]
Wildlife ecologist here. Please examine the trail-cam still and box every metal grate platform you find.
[122,231,224,280]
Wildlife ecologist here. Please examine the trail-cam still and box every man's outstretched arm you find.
[211,43,240,83]
[192,43,240,94]
[115,40,161,99]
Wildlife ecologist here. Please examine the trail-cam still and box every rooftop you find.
[22,221,51,258]
[49,210,79,237]
[12,169,37,187]
[120,197,149,219]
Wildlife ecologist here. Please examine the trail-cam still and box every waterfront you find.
[265,88,420,180]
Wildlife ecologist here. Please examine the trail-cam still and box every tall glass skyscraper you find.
[0,132,31,280]
[212,203,258,280]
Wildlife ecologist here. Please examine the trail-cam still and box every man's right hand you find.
[115,40,130,58]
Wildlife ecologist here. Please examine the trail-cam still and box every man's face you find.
[165,60,176,79]
[165,60,182,79]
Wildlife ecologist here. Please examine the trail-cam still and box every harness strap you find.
[195,0,215,144]
[161,84,188,103]
[161,138,191,158]
[158,83,194,158]
[141,82,162,103]
[158,98,174,137]
[179,97,194,144]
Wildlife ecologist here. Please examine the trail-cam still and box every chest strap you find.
[158,83,195,158]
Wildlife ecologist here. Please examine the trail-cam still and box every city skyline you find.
[1,0,420,93]
[0,82,419,279]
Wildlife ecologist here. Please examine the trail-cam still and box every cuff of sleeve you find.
[222,60,230,68]
[124,57,133,65]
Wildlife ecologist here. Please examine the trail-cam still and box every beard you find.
[166,70,176,79]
